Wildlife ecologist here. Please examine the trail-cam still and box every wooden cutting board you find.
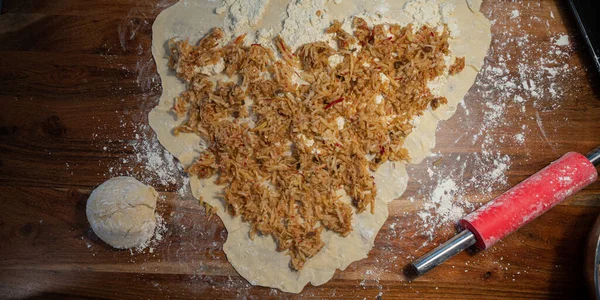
[1,0,599,298]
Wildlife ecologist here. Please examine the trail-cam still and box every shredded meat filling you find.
[168,19,464,270]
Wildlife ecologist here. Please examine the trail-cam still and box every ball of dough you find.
[86,176,158,249]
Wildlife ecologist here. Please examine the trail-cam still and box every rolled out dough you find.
[149,0,490,293]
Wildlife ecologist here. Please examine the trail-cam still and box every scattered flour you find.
[328,54,345,67]
[406,2,578,251]
[216,0,271,37]
[417,178,468,235]
[554,34,569,46]
[134,125,183,187]
[279,0,334,51]
[440,4,460,37]
[255,27,274,46]
[515,133,525,144]
[403,0,442,26]
[510,9,520,19]
[194,58,225,76]
[100,120,184,190]
[133,213,168,253]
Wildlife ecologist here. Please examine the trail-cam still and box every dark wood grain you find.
[1,187,598,299]
[1,0,599,299]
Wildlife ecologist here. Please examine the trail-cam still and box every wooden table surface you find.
[1,0,599,299]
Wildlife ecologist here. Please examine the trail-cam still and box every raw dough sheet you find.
[149,0,490,293]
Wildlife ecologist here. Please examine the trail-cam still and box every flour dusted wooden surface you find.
[1,0,599,299]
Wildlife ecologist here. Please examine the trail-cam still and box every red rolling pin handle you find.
[411,147,599,277]
[460,152,598,250]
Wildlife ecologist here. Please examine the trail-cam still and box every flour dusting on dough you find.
[216,0,271,37]
[280,0,334,51]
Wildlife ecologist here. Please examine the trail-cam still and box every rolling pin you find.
[410,146,600,276]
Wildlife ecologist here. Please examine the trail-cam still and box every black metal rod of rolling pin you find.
[410,230,477,276]
[587,146,600,166]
